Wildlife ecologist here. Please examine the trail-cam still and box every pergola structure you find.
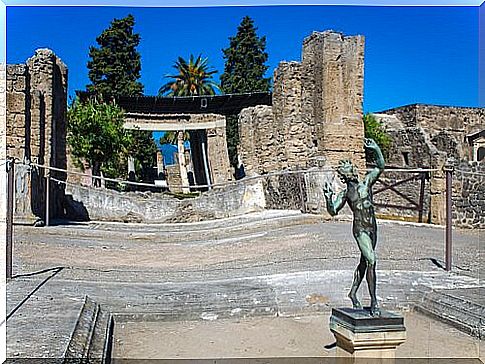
[112,92,272,192]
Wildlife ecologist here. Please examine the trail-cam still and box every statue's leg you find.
[355,231,379,316]
[348,255,366,309]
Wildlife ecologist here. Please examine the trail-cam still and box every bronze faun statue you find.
[323,138,385,316]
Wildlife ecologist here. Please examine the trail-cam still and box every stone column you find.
[27,49,68,219]
[156,151,164,179]
[238,107,260,176]
[330,308,406,363]
[205,119,233,184]
[200,136,211,188]
[6,64,37,223]
[429,153,447,225]
[177,130,190,193]
[273,61,309,170]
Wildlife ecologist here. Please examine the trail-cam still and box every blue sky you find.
[6,5,479,112]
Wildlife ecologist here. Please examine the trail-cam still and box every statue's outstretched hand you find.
[364,138,379,150]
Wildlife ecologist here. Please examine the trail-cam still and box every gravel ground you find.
[10,212,483,283]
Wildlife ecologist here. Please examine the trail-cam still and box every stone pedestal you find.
[330,307,406,363]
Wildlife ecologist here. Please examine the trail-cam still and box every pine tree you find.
[220,16,271,168]
[84,14,157,181]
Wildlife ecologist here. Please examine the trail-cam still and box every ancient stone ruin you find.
[4,30,484,228]
[373,104,484,227]
[238,30,366,176]
[6,49,67,223]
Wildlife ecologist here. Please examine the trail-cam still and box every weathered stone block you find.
[6,92,26,113]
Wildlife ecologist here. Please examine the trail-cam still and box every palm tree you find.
[159,131,189,145]
[158,54,221,96]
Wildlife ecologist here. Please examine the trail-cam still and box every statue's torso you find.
[346,181,376,236]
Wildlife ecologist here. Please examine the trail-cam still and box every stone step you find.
[415,289,485,338]
[64,295,99,358]
[88,307,114,361]
[65,296,113,363]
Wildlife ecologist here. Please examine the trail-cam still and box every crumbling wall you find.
[373,108,485,226]
[380,104,484,161]
[238,105,278,175]
[238,30,366,177]
[6,49,67,222]
[65,178,266,223]
[1,63,7,241]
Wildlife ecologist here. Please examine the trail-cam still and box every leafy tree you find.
[363,113,392,161]
[159,55,220,96]
[67,99,129,186]
[85,14,157,181]
[220,16,271,168]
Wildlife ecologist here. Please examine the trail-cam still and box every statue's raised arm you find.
[363,138,385,187]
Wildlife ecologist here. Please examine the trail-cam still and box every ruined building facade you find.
[6,49,68,223]
[374,104,484,228]
[238,31,366,176]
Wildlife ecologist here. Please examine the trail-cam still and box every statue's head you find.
[337,159,359,182]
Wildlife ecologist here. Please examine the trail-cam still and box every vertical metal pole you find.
[444,159,454,272]
[6,158,15,279]
[45,171,50,227]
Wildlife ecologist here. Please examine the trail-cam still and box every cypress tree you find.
[85,14,157,181]
[87,14,143,97]
[221,16,271,169]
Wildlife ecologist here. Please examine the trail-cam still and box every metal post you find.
[45,171,50,227]
[444,159,454,272]
[6,158,15,279]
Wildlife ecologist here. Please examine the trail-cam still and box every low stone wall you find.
[452,161,485,229]
[64,161,484,229]
[64,178,266,223]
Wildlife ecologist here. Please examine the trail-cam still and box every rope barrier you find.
[10,156,479,193]
[26,160,337,190]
